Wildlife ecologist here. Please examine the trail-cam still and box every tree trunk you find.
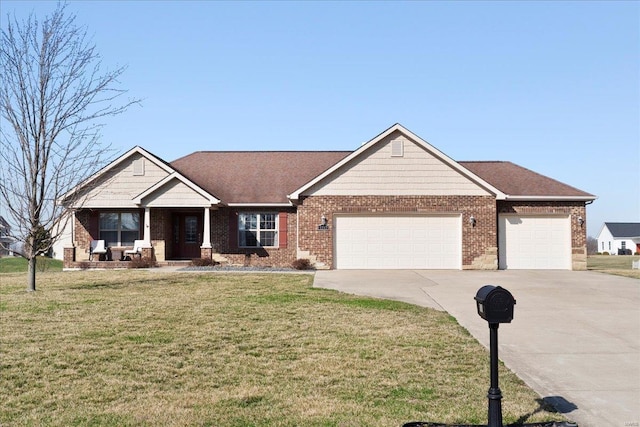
[27,257,37,292]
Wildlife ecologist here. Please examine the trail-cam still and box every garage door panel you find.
[335,215,461,269]
[499,215,570,270]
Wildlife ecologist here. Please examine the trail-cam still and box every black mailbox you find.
[474,285,516,324]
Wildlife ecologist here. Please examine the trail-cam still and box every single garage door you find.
[334,215,461,269]
[499,215,571,269]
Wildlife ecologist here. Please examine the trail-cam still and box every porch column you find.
[201,207,212,248]
[143,207,151,247]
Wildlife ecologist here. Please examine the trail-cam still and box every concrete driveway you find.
[313,270,640,427]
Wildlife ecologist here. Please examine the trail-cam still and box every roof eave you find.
[289,123,507,201]
[133,172,222,206]
[227,202,294,207]
[503,195,598,202]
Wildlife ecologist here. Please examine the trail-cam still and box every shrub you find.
[190,258,218,267]
[291,258,314,270]
[601,252,610,256]
[127,257,157,269]
[77,261,90,270]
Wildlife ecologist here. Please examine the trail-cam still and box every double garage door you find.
[498,215,571,269]
[335,215,461,269]
[334,214,571,270]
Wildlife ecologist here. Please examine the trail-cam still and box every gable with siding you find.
[304,131,491,197]
[76,153,171,208]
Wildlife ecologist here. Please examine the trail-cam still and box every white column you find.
[143,207,151,247]
[201,207,212,248]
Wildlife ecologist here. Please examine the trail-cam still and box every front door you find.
[172,213,202,259]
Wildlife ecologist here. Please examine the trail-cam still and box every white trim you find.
[238,212,279,248]
[143,208,151,246]
[60,146,175,204]
[133,172,221,206]
[288,123,506,201]
[504,195,597,201]
[227,203,293,207]
[201,207,212,249]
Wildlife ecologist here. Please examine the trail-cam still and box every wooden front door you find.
[172,213,202,259]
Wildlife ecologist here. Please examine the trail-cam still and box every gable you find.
[74,152,171,208]
[139,177,212,207]
[303,130,491,197]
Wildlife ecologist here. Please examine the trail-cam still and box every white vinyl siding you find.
[335,215,461,269]
[499,215,571,269]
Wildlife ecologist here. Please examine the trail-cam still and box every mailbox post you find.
[475,285,516,427]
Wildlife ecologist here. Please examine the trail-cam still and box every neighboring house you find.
[60,124,596,270]
[0,216,13,257]
[596,223,640,255]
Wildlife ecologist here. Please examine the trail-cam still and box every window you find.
[99,212,140,246]
[621,241,626,250]
[239,213,278,247]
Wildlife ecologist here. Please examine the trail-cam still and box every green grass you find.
[0,256,63,273]
[0,270,564,426]
[588,255,640,279]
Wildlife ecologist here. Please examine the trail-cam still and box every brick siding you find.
[498,200,588,270]
[297,195,498,269]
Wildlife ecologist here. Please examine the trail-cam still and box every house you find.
[61,124,596,270]
[0,216,13,257]
[596,223,640,255]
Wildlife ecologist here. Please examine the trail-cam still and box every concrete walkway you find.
[314,270,640,427]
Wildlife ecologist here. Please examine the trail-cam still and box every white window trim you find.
[238,212,279,248]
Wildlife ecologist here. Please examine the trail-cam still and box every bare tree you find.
[0,3,137,291]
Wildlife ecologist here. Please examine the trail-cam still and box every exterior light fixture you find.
[577,216,584,227]
[470,215,477,227]
[318,214,329,230]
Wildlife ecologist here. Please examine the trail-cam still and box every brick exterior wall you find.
[209,208,298,267]
[66,200,588,270]
[297,195,498,269]
[498,201,588,270]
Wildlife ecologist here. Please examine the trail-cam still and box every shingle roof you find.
[604,223,640,238]
[171,151,351,204]
[460,161,595,198]
[170,153,594,204]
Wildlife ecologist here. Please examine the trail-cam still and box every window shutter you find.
[90,211,99,239]
[229,212,238,249]
[278,212,288,248]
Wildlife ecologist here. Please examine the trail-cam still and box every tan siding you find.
[143,179,210,207]
[79,153,170,208]
[305,135,490,196]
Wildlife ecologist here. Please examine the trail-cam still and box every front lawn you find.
[0,271,563,426]
[588,255,640,279]
[0,256,63,273]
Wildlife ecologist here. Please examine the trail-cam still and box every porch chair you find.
[124,240,144,259]
[89,240,107,261]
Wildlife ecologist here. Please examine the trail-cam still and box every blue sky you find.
[3,0,639,237]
